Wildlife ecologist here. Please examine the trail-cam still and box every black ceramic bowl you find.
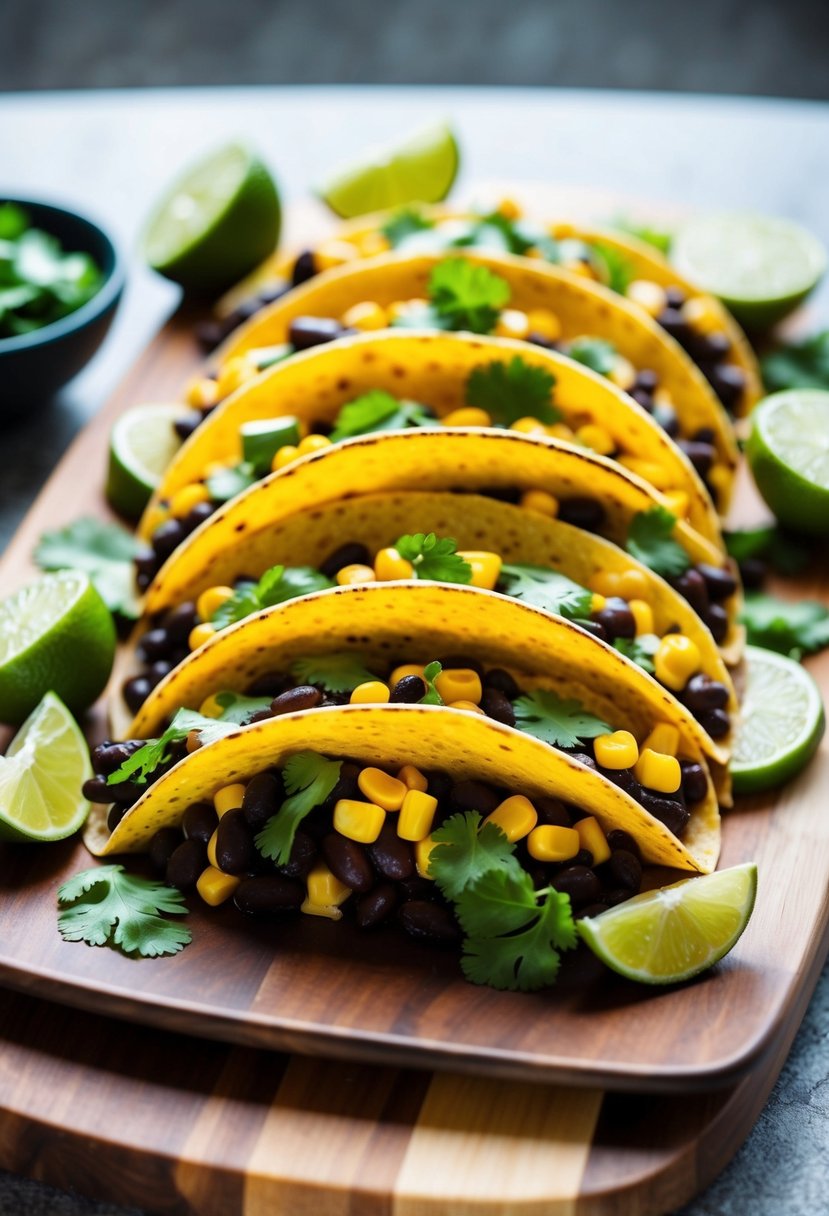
[0,198,125,422]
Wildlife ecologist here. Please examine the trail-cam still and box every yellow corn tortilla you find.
[87,703,719,874]
[212,249,739,511]
[145,329,720,545]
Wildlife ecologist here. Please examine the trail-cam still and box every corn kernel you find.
[626,279,668,318]
[564,259,595,279]
[447,699,486,715]
[415,835,439,878]
[441,406,493,427]
[663,490,690,519]
[186,376,219,408]
[374,547,415,580]
[301,899,343,920]
[635,748,682,794]
[358,232,390,257]
[576,424,616,456]
[574,817,611,865]
[189,622,217,651]
[341,300,388,331]
[654,634,701,691]
[315,239,359,270]
[435,668,482,705]
[197,866,240,906]
[708,464,732,498]
[526,308,562,342]
[198,693,227,720]
[357,767,407,811]
[485,795,538,842]
[272,444,299,471]
[494,309,530,340]
[642,723,681,757]
[206,829,219,867]
[519,489,559,517]
[590,592,607,613]
[336,563,376,586]
[398,789,439,841]
[594,730,639,770]
[458,550,503,590]
[681,295,722,335]
[617,569,650,600]
[527,825,580,862]
[397,764,429,792]
[608,357,637,392]
[214,783,246,818]
[334,794,387,839]
[497,197,522,220]
[511,416,548,436]
[349,680,390,705]
[390,664,425,686]
[618,456,673,491]
[629,599,655,635]
[196,585,235,622]
[591,570,621,598]
[169,483,211,519]
[546,422,575,441]
[216,356,252,399]
[307,862,353,905]
[297,434,332,457]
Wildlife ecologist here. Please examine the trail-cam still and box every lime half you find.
[319,122,459,219]
[746,389,829,535]
[731,645,824,795]
[0,691,92,842]
[0,571,116,725]
[107,403,185,519]
[144,142,281,296]
[578,863,758,985]
[671,213,826,329]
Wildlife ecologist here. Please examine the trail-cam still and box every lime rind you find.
[107,403,184,519]
[746,390,829,536]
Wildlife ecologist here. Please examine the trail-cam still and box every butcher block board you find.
[1,194,829,1097]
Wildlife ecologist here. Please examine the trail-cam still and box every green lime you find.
[731,645,824,795]
[746,389,829,535]
[319,121,459,219]
[143,143,281,296]
[578,863,757,985]
[0,571,116,726]
[106,404,185,519]
[0,691,92,842]
[671,213,826,329]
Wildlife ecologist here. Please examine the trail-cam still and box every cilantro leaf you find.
[255,752,343,864]
[456,868,577,991]
[513,688,611,749]
[429,811,519,899]
[420,660,444,705]
[724,525,810,577]
[427,258,511,334]
[626,507,690,578]
[464,357,560,427]
[210,690,272,724]
[329,390,434,441]
[395,532,473,583]
[740,593,829,660]
[57,865,191,958]
[106,708,244,786]
[498,563,592,620]
[206,462,258,502]
[381,207,435,246]
[565,337,618,377]
[613,633,660,674]
[761,331,829,393]
[35,517,142,619]
[611,218,674,256]
[591,242,634,295]
[291,653,377,693]
[211,564,335,629]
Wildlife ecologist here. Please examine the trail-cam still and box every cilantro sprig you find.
[429,811,516,899]
[613,633,660,673]
[395,533,473,583]
[419,660,444,705]
[564,337,619,377]
[513,688,611,749]
[761,331,829,393]
[725,524,810,577]
[211,564,335,630]
[740,593,829,660]
[381,207,435,246]
[206,463,258,502]
[498,564,593,620]
[35,517,143,619]
[464,357,560,427]
[106,704,256,787]
[611,218,673,257]
[591,243,634,295]
[255,752,343,864]
[57,865,191,958]
[427,258,511,334]
[291,653,377,693]
[329,390,434,441]
[626,507,690,578]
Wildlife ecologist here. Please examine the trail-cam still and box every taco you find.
[140,330,721,576]
[183,250,739,515]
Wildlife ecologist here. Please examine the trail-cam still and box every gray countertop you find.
[1,86,828,1216]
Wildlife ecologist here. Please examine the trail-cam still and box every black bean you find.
[234,875,304,915]
[527,331,559,350]
[703,332,731,360]
[669,568,709,615]
[152,518,187,562]
[665,287,686,309]
[535,796,572,827]
[595,596,636,641]
[196,320,227,351]
[108,778,145,805]
[639,790,690,838]
[706,603,729,644]
[551,865,602,908]
[575,902,609,920]
[291,250,317,287]
[607,829,641,859]
[174,409,204,441]
[698,707,731,739]
[399,901,460,944]
[398,875,438,902]
[634,369,659,393]
[242,772,283,830]
[324,761,362,808]
[355,883,399,928]
[557,497,606,533]
[137,627,172,663]
[270,685,323,715]
[738,556,767,590]
[678,440,716,479]
[91,739,143,776]
[450,780,501,815]
[698,563,737,602]
[390,675,427,703]
[288,316,342,350]
[276,830,318,879]
[653,404,680,438]
[183,801,219,844]
[710,364,746,411]
[577,618,609,643]
[82,775,114,803]
[149,827,182,874]
[183,501,215,532]
[368,820,415,881]
[480,687,515,726]
[438,654,484,678]
[319,542,371,579]
[134,547,158,589]
[603,888,633,907]
[216,809,255,875]
[426,770,453,807]
[321,833,373,892]
[574,848,595,867]
[630,387,654,411]
[657,306,691,342]
[680,761,708,805]
[167,838,207,890]
[148,660,174,684]
[607,849,643,891]
[107,804,128,832]
[684,673,730,713]
[483,668,520,699]
[692,426,716,445]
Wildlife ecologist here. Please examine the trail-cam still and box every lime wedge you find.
[671,213,826,329]
[143,142,281,296]
[746,389,829,535]
[731,645,824,794]
[578,863,757,985]
[0,691,92,842]
[319,122,459,219]
[107,404,185,519]
[0,571,116,725]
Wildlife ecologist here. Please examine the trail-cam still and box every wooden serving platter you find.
[2,202,829,1097]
